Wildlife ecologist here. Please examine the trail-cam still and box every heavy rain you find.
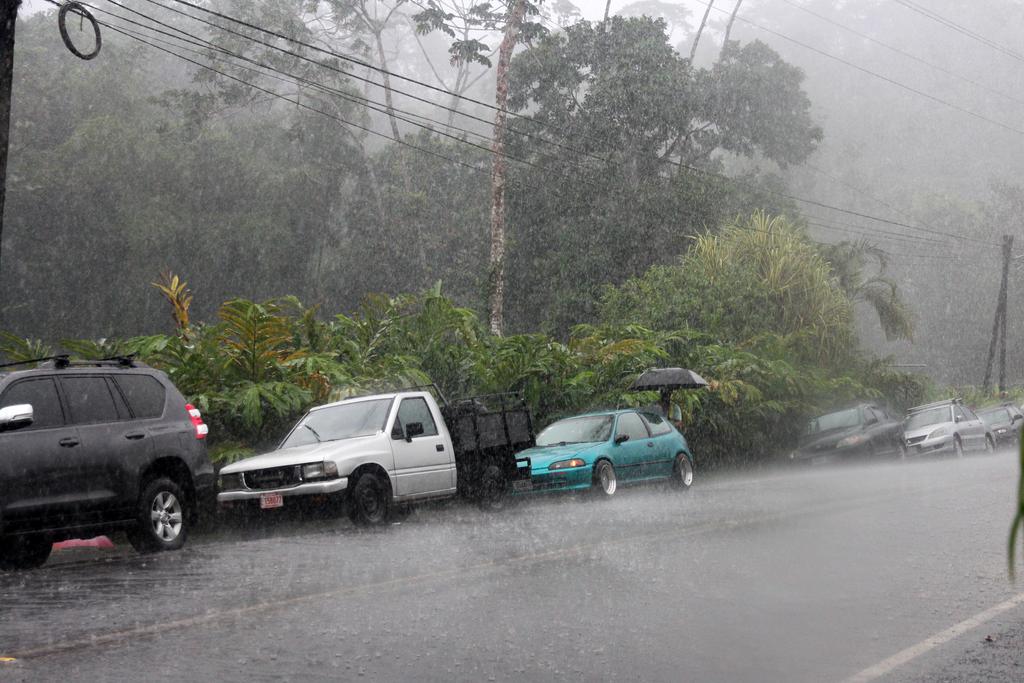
[1,0,1024,681]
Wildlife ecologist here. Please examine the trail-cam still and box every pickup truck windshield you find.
[280,398,393,449]
[537,415,613,446]
[905,406,952,431]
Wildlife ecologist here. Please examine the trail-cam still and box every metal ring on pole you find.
[58,2,102,61]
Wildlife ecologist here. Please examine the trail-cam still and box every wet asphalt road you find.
[2,451,1023,682]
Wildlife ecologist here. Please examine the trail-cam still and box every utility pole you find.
[983,234,1013,392]
[487,0,527,337]
[0,0,21,316]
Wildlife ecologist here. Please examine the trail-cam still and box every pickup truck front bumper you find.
[217,477,348,503]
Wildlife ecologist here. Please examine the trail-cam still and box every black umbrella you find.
[628,367,708,391]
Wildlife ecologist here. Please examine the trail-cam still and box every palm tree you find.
[819,240,914,342]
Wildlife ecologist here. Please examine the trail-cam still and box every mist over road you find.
[2,452,1020,682]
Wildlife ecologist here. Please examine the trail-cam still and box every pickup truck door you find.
[389,396,455,497]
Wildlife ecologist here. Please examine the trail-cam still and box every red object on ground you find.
[52,536,115,550]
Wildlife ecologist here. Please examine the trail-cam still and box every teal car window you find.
[536,415,613,446]
[640,412,672,436]
[616,412,649,441]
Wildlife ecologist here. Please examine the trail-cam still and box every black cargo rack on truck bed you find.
[442,391,535,504]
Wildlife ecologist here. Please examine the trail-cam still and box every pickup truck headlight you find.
[836,434,867,448]
[548,458,586,470]
[302,461,338,480]
[219,473,245,491]
[928,427,950,440]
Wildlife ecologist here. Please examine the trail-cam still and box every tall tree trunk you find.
[373,29,402,140]
[603,0,612,23]
[689,0,713,60]
[721,0,743,57]
[0,0,20,319]
[487,0,528,337]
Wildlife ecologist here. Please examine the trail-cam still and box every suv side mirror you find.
[1014,414,1023,423]
[0,404,34,432]
[614,433,630,445]
[954,415,961,423]
[404,422,425,442]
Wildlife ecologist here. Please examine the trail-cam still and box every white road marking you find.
[842,591,1024,683]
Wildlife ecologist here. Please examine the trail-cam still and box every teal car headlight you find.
[548,458,587,470]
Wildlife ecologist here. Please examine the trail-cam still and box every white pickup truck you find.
[217,390,534,524]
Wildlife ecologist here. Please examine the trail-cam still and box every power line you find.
[776,0,1024,108]
[132,0,608,167]
[705,0,1024,137]
[51,0,999,252]
[146,0,1000,247]
[894,0,1024,65]
[35,5,987,278]
[84,0,557,175]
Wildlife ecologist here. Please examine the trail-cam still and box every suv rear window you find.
[114,374,166,419]
[0,378,64,429]
[61,376,119,425]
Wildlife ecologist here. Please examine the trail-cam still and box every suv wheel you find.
[126,477,190,553]
[0,535,53,570]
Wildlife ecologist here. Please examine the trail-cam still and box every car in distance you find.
[515,409,694,496]
[976,404,1023,449]
[789,403,906,465]
[0,356,214,570]
[903,399,994,457]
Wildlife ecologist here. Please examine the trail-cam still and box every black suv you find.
[0,357,214,569]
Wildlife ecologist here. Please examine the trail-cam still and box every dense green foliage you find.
[1,212,928,470]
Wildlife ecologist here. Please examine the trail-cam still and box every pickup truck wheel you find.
[126,477,190,553]
[348,472,391,526]
[671,454,694,490]
[0,536,53,570]
[592,460,617,497]
[478,465,508,511]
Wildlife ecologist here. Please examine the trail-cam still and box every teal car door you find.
[613,412,652,482]
[639,412,676,478]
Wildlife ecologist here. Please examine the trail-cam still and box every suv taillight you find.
[186,403,208,439]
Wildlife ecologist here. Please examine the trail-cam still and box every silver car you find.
[903,399,995,457]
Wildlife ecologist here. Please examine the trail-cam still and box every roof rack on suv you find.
[47,354,141,369]
[0,354,71,370]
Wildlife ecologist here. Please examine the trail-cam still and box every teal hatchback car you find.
[517,409,694,496]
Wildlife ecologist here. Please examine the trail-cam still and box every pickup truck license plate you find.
[260,492,284,509]
[512,479,533,492]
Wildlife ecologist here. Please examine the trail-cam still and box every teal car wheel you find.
[672,453,694,490]
[592,460,617,497]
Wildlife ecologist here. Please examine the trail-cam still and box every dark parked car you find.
[790,403,906,464]
[0,357,214,570]
[976,404,1023,449]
